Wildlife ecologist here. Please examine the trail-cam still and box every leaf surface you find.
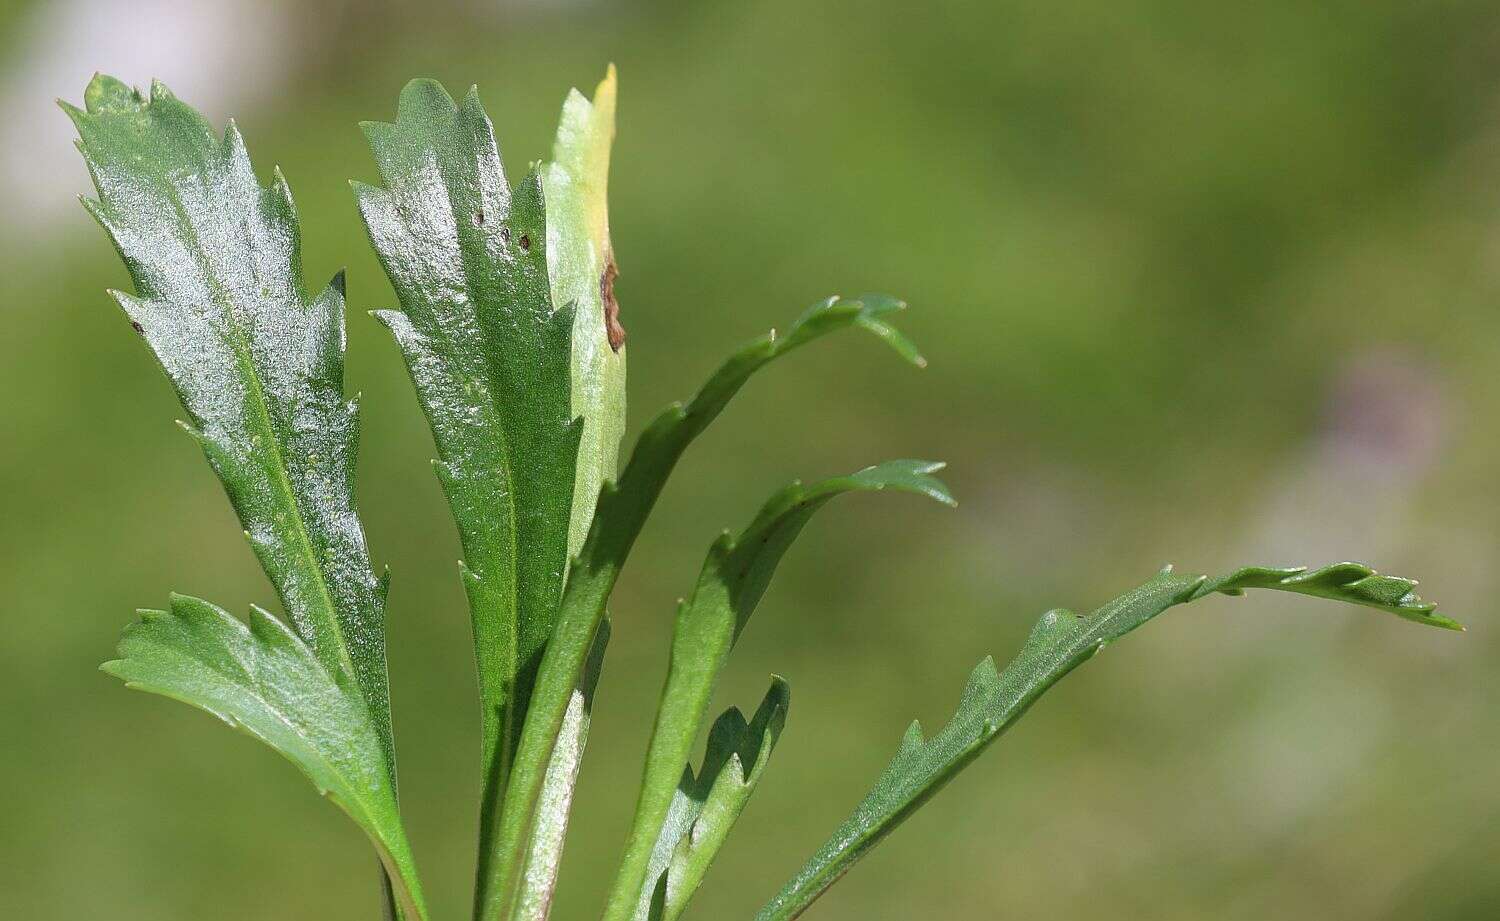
[606,461,955,921]
[68,74,415,916]
[354,79,582,894]
[486,295,924,918]
[641,679,791,921]
[103,596,426,918]
[512,620,611,921]
[757,562,1458,919]
[506,73,630,921]
[546,66,629,559]
[67,74,394,757]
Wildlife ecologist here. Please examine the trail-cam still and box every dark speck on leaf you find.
[499,226,510,244]
[519,233,531,251]
[472,209,484,227]
[130,320,144,334]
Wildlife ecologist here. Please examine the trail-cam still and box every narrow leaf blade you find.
[513,619,611,921]
[490,296,925,918]
[637,678,791,921]
[546,66,629,559]
[607,461,954,921]
[758,562,1455,919]
[506,73,631,920]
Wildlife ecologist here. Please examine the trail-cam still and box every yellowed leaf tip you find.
[592,64,617,124]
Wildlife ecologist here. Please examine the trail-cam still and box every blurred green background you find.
[1,0,1496,918]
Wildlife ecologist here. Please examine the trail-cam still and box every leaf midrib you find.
[786,575,1203,908]
[417,161,526,778]
[158,167,361,695]
[889,575,1196,805]
[126,620,387,832]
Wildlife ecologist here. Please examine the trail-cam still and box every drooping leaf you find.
[640,679,791,921]
[757,562,1458,920]
[353,79,583,911]
[605,461,955,921]
[546,65,628,560]
[102,595,427,919]
[488,295,924,919]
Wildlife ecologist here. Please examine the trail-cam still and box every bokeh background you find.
[2,1,1497,918]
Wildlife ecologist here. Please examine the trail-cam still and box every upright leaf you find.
[488,295,925,919]
[103,595,428,919]
[67,73,411,915]
[605,461,955,921]
[758,562,1459,920]
[67,75,394,757]
[354,80,582,901]
[504,71,631,921]
[642,679,791,921]
[546,66,628,559]
[512,620,611,921]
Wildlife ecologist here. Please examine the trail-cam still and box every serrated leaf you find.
[605,461,954,921]
[67,76,413,914]
[635,678,790,921]
[758,561,1457,920]
[67,75,393,754]
[101,596,427,919]
[354,79,584,903]
[1193,562,1460,628]
[487,295,924,919]
[499,73,631,921]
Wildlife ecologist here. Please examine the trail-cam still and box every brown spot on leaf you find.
[519,233,531,251]
[472,208,484,227]
[130,321,144,334]
[601,258,626,351]
[499,226,511,244]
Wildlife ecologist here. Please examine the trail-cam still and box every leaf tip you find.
[82,72,140,115]
[1423,611,1466,632]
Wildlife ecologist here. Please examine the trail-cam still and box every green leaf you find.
[506,73,629,921]
[641,678,791,921]
[102,595,427,919]
[354,78,583,902]
[605,460,955,921]
[511,619,611,921]
[486,294,924,920]
[757,561,1457,920]
[67,75,393,754]
[546,65,629,560]
[67,76,412,914]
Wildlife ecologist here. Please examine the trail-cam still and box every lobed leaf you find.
[67,75,393,756]
[641,679,791,921]
[758,562,1457,920]
[487,294,925,919]
[102,596,427,919]
[354,78,585,916]
[605,461,955,921]
[67,75,412,915]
